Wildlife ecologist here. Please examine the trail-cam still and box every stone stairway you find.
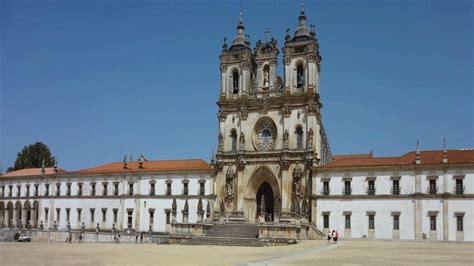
[183,223,264,247]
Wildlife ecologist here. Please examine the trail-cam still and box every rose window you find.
[254,118,277,151]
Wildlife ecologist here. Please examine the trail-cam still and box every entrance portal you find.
[256,182,274,221]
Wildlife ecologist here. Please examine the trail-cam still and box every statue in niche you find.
[226,167,235,197]
[263,71,269,87]
[283,130,289,149]
[239,132,245,151]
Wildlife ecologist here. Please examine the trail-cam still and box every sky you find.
[1,0,473,172]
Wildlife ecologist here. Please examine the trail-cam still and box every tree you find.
[7,142,56,172]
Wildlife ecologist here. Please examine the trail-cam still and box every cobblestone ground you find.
[0,240,472,265]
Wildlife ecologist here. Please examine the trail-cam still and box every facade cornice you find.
[310,193,474,200]
[313,163,474,174]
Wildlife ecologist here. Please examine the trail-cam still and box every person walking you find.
[331,230,336,244]
[327,231,332,243]
[334,230,339,243]
[140,233,143,244]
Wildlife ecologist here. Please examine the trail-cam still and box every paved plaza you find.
[0,240,472,265]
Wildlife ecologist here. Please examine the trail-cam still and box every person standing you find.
[140,233,143,244]
[327,231,332,243]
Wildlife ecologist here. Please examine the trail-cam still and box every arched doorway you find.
[0,202,4,228]
[24,201,31,228]
[256,182,274,220]
[245,166,280,222]
[33,201,39,228]
[7,202,13,228]
[15,201,22,228]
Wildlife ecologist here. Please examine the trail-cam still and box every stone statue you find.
[283,130,289,149]
[239,132,245,151]
[96,223,100,233]
[263,71,269,87]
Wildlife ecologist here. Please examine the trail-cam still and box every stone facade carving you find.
[217,134,224,152]
[239,132,245,151]
[307,128,314,149]
[225,167,236,198]
[283,130,289,149]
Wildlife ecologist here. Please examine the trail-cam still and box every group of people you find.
[327,229,339,244]
[64,232,83,243]
[255,212,273,223]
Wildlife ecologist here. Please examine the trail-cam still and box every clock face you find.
[254,118,277,151]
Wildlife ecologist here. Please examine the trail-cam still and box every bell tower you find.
[213,7,331,224]
[219,13,252,101]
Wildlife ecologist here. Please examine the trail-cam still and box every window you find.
[296,126,303,149]
[66,208,71,222]
[1,185,4,197]
[26,185,30,197]
[430,215,436,231]
[183,182,189,195]
[44,208,49,223]
[345,215,351,229]
[456,179,464,195]
[56,183,61,196]
[231,130,237,152]
[456,215,463,232]
[165,209,171,224]
[199,182,205,196]
[34,184,39,196]
[44,184,49,196]
[393,215,400,230]
[113,209,118,224]
[17,185,21,197]
[296,63,304,88]
[150,182,155,196]
[114,183,119,196]
[56,208,61,224]
[368,215,375,230]
[392,179,400,195]
[232,69,239,94]
[323,213,329,229]
[344,181,351,195]
[429,179,437,195]
[91,183,96,196]
[90,208,95,223]
[78,183,83,196]
[323,181,330,195]
[367,180,375,195]
[66,183,71,196]
[9,185,13,197]
[102,208,107,223]
[102,182,108,196]
[149,209,155,228]
[166,182,172,196]
[77,209,82,222]
[128,183,134,196]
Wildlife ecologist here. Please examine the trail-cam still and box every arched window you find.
[232,69,239,94]
[296,126,303,149]
[230,129,237,152]
[296,64,304,89]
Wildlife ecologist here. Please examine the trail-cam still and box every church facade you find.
[1,7,473,242]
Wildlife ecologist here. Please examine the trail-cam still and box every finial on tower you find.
[443,137,448,163]
[231,11,248,48]
[415,140,422,164]
[294,2,310,38]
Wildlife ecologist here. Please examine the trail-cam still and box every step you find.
[183,236,264,247]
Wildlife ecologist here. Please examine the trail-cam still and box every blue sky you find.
[1,0,472,171]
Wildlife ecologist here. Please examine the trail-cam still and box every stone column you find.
[414,170,423,240]
[442,199,449,241]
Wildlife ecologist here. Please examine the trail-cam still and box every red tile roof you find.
[75,159,211,174]
[321,150,474,168]
[2,167,66,178]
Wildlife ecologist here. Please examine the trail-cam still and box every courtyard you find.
[0,240,472,265]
